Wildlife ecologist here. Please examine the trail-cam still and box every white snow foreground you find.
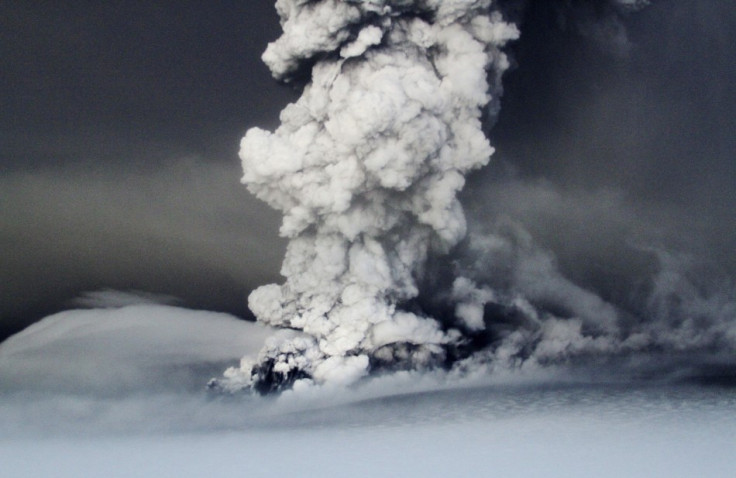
[0,304,272,395]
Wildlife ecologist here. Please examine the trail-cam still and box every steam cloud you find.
[212,0,520,392]
[211,0,735,393]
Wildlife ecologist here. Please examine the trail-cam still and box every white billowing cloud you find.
[340,25,384,58]
[0,304,271,395]
[262,0,363,80]
[311,354,370,385]
[222,0,519,390]
[532,318,619,361]
[451,277,496,331]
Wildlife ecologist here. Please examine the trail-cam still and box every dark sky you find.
[2,0,735,341]
[467,0,736,306]
[1,1,294,336]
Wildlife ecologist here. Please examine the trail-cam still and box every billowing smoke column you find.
[215,0,519,392]
[212,0,734,394]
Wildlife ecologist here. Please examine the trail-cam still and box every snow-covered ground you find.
[1,305,734,477]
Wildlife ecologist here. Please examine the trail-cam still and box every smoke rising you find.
[211,0,520,392]
[208,0,736,392]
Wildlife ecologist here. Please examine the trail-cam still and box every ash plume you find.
[213,0,519,392]
[211,0,735,393]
